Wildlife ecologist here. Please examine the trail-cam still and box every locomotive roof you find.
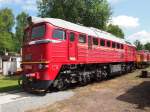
[29,16,134,46]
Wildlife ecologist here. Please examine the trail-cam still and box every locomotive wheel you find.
[95,72,102,81]
[127,66,131,73]
[86,74,91,83]
[56,78,67,91]
[121,66,126,74]
[79,75,87,86]
[130,66,135,73]
[102,70,108,79]
[95,68,102,81]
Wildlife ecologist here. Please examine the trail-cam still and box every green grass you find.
[0,75,20,92]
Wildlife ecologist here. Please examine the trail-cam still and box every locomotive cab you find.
[21,22,54,90]
[21,17,72,91]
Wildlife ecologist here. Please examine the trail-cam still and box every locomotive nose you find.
[20,73,53,91]
[29,79,53,90]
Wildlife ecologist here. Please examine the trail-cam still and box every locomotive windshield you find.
[31,25,45,39]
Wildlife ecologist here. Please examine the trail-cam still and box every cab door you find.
[68,32,77,61]
[87,36,92,62]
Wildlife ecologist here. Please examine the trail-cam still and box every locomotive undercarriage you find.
[19,62,135,94]
[136,62,150,69]
[52,62,135,91]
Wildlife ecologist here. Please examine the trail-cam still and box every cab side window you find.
[100,39,105,46]
[70,32,75,42]
[107,41,111,47]
[112,42,116,48]
[117,43,120,49]
[79,34,86,43]
[93,38,98,45]
[121,44,124,49]
[53,29,66,40]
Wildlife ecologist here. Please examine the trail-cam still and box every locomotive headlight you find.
[38,64,43,69]
[38,64,49,70]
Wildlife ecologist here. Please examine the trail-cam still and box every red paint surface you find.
[22,22,149,81]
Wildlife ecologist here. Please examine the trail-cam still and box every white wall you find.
[0,57,2,73]
[16,57,22,69]
[3,62,17,76]
[2,56,22,75]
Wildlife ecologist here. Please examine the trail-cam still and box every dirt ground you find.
[30,67,150,112]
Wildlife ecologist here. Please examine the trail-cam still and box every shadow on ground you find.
[0,85,20,93]
[117,81,150,110]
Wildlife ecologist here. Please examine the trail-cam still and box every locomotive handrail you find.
[21,61,49,64]
[28,39,61,45]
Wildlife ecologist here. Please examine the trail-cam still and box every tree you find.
[106,24,124,38]
[15,12,29,52]
[83,0,112,29]
[0,8,15,54]
[0,8,14,32]
[134,40,143,50]
[144,42,150,51]
[37,0,112,30]
[37,0,84,22]
[0,32,14,53]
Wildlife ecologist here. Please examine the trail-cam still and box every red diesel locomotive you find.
[136,50,150,68]
[20,17,144,92]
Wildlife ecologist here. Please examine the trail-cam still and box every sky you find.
[0,0,150,44]
[108,0,150,44]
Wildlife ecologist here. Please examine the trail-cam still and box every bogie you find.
[49,63,134,91]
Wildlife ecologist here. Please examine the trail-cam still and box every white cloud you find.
[0,0,21,4]
[110,15,140,29]
[127,30,150,44]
